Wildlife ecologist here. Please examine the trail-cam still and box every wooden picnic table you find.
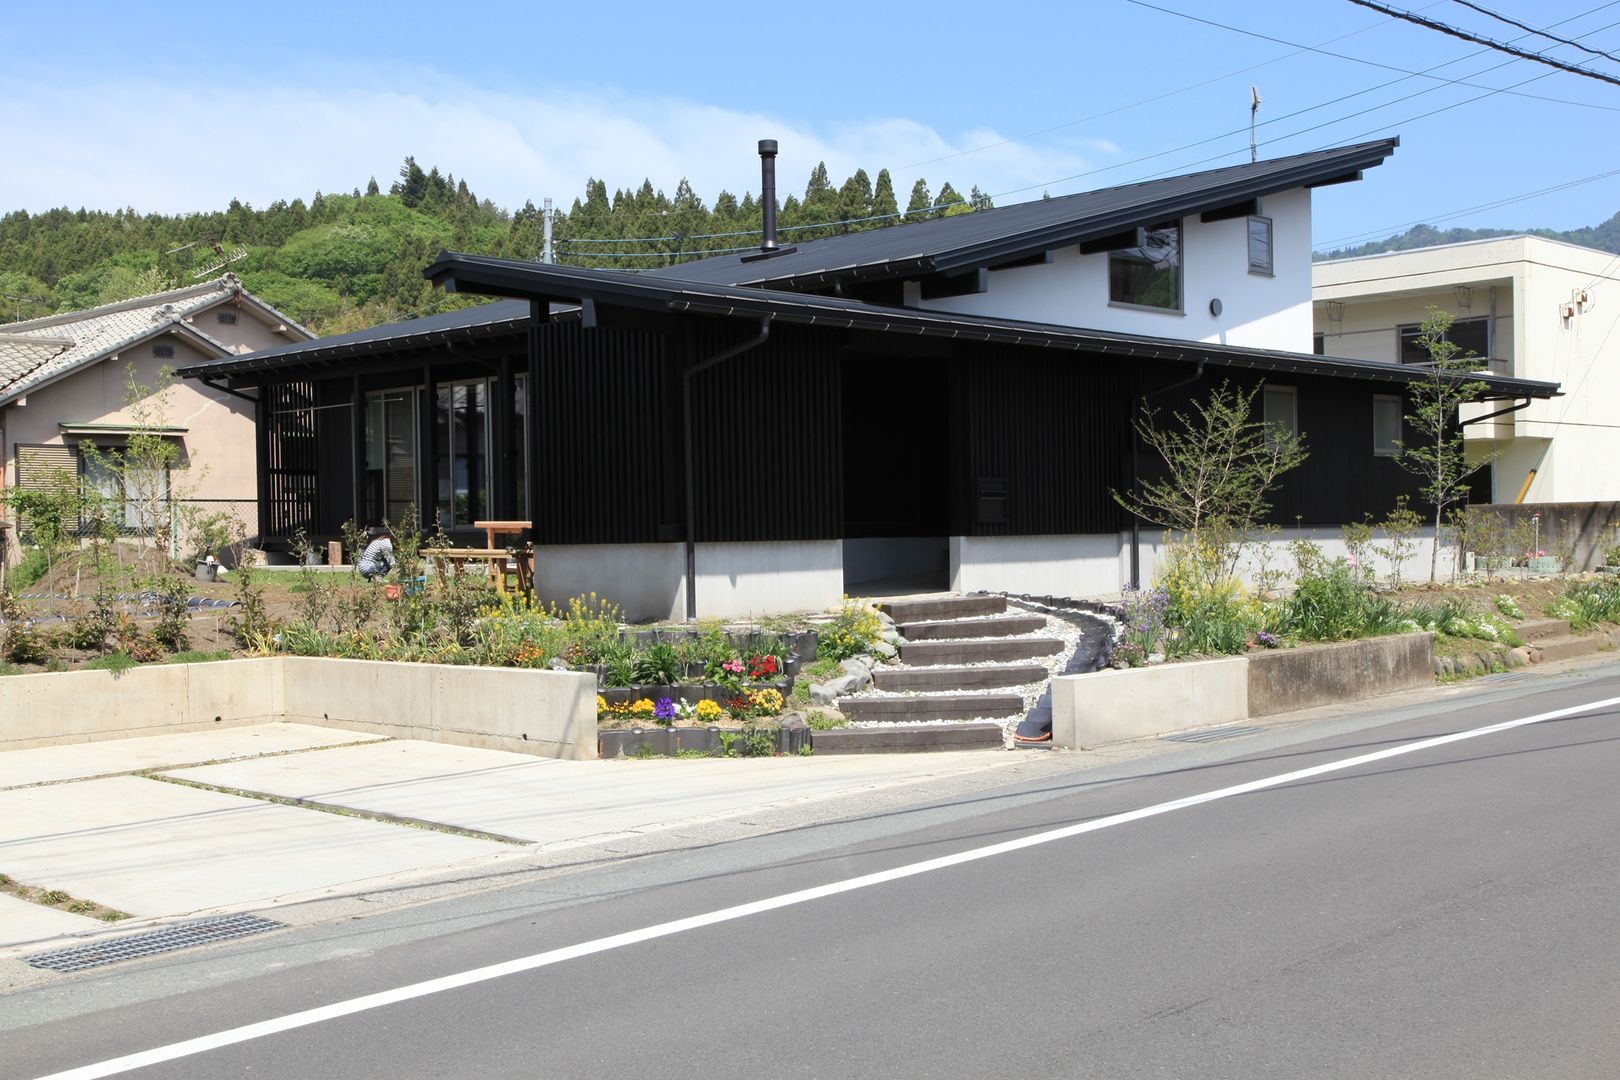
[472,520,533,591]
[420,545,533,596]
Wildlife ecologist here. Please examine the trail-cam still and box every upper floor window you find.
[1398,316,1488,365]
[1108,222,1182,312]
[1247,216,1274,276]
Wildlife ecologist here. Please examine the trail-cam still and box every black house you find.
[179,140,1556,620]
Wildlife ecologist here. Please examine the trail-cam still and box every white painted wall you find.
[535,539,843,622]
[1314,236,1620,502]
[928,188,1315,352]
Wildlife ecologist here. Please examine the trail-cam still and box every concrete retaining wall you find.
[1247,632,1433,718]
[279,658,596,760]
[1468,502,1620,571]
[1051,657,1249,748]
[1051,633,1435,748]
[0,657,597,759]
[0,658,282,751]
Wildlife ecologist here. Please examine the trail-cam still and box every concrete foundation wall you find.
[0,657,596,759]
[0,658,281,751]
[1247,633,1433,717]
[695,540,844,619]
[845,537,948,587]
[534,540,843,621]
[951,533,1126,597]
[1051,657,1249,748]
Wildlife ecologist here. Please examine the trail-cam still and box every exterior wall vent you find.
[216,309,239,325]
[152,344,175,360]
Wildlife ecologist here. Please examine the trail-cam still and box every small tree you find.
[1114,380,1308,584]
[1394,307,1491,582]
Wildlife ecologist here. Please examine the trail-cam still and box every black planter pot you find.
[782,655,801,679]
[791,630,818,661]
[683,661,707,679]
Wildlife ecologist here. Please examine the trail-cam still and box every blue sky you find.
[5,0,1620,251]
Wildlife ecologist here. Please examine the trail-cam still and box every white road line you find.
[34,693,1620,1080]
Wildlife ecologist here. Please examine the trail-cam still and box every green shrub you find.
[1551,579,1620,631]
[9,548,50,590]
[83,653,141,674]
[819,597,883,661]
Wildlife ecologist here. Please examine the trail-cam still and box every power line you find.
[554,5,1619,258]
[1126,0,1620,107]
[1347,0,1620,86]
[895,6,1434,173]
[1449,0,1620,63]
[1312,165,1620,250]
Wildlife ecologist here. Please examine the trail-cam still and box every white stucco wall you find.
[927,188,1314,352]
[1314,236,1620,503]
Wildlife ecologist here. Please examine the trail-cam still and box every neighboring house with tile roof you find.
[0,274,311,556]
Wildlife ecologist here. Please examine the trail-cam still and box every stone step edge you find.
[811,722,1006,754]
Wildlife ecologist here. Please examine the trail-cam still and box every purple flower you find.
[655,696,676,721]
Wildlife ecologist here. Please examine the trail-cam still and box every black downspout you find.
[1129,359,1205,589]
[350,374,364,532]
[526,302,546,559]
[683,316,772,620]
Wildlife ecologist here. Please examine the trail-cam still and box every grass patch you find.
[804,656,841,681]
[0,872,131,922]
[165,650,232,665]
[0,661,24,677]
[83,653,142,673]
[805,710,846,730]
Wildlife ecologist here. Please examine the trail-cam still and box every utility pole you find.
[542,197,554,264]
[1250,86,1262,163]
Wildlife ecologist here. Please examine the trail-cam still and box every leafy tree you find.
[1394,306,1491,582]
[1114,380,1308,581]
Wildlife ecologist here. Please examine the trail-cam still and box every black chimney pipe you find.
[758,139,779,253]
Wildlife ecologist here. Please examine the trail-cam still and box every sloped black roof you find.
[646,139,1398,290]
[181,252,1557,402]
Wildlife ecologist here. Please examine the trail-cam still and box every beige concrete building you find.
[0,275,311,554]
[1313,236,1620,504]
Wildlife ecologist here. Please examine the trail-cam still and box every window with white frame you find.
[1372,395,1402,456]
[1247,216,1273,275]
[1108,222,1182,311]
[1263,384,1297,444]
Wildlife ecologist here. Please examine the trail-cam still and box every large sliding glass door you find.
[435,381,489,530]
[364,388,417,526]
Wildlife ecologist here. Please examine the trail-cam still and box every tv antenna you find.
[164,239,248,280]
[1250,86,1262,163]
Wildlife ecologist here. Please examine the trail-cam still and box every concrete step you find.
[1514,618,1571,642]
[877,594,1005,623]
[898,615,1046,641]
[1529,634,1609,663]
[811,721,1006,754]
[839,693,1025,723]
[874,663,1048,692]
[898,637,1065,666]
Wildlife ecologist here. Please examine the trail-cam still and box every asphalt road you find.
[8,666,1620,1080]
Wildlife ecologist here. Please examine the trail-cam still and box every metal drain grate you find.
[1162,725,1264,744]
[25,913,285,973]
[1477,671,1534,685]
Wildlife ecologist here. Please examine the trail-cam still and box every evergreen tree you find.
[838,169,874,229]
[365,177,380,197]
[905,179,933,221]
[872,169,900,222]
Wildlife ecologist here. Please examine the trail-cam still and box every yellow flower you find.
[630,698,656,715]
[694,698,724,722]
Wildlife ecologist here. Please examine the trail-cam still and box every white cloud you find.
[0,75,1114,217]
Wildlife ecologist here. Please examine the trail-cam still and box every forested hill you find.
[1314,211,1620,261]
[0,159,989,335]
